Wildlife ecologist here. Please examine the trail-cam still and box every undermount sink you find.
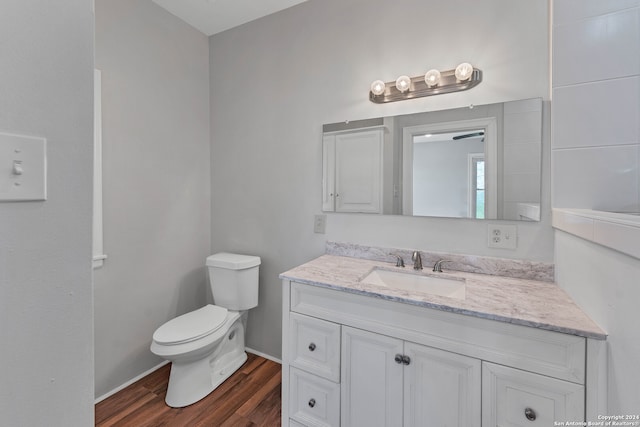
[360,268,466,300]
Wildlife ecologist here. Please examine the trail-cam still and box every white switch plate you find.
[487,224,517,249]
[0,132,47,201]
[314,214,326,234]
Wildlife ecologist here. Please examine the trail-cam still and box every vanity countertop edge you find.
[280,254,607,340]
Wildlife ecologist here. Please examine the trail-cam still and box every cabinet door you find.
[404,342,481,427]
[341,326,403,427]
[335,129,383,213]
[482,362,584,426]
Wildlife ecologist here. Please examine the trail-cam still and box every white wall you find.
[552,0,640,212]
[555,232,640,412]
[210,0,551,359]
[94,0,211,398]
[552,0,640,412]
[0,1,94,425]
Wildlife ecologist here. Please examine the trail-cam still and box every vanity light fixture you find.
[369,62,482,104]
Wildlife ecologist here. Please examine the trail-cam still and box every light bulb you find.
[424,69,441,87]
[395,75,411,93]
[370,80,386,96]
[455,62,474,81]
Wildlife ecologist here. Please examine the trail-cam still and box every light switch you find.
[0,131,47,201]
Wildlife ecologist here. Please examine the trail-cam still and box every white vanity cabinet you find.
[322,128,383,213]
[281,280,603,427]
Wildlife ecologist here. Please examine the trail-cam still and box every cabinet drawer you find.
[290,367,340,427]
[482,362,584,426]
[290,313,341,382]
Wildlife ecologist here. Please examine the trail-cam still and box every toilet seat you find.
[153,305,228,345]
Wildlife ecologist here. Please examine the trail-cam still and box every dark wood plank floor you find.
[95,353,282,427]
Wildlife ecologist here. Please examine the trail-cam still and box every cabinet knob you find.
[394,354,403,364]
[308,398,316,408]
[524,407,536,421]
[402,355,411,365]
[308,342,316,352]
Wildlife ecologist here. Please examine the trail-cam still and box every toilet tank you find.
[206,253,261,311]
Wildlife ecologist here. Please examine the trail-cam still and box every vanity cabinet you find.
[322,128,383,213]
[282,280,600,427]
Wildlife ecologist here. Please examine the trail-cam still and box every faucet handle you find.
[391,253,405,268]
[433,259,451,272]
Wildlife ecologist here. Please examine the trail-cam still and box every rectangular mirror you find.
[322,98,542,221]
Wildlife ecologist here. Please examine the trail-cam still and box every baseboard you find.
[246,347,282,364]
[94,360,170,404]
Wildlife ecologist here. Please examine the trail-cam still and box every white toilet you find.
[150,252,260,407]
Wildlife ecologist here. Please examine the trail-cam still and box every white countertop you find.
[280,254,606,340]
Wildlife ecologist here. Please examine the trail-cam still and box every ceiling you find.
[152,0,309,36]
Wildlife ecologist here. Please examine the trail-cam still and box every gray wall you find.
[210,0,551,359]
[552,0,640,412]
[94,0,211,398]
[0,0,94,425]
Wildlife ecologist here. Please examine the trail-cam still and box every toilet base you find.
[164,314,248,408]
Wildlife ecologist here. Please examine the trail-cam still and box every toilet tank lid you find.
[206,252,261,270]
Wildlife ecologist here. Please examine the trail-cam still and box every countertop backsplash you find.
[326,241,554,283]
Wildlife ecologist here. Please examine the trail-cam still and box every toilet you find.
[150,252,260,408]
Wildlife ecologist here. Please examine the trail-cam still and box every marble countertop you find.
[280,254,606,340]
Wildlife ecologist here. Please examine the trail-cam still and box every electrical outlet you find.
[487,224,517,249]
[314,214,326,234]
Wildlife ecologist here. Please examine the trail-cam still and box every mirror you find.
[322,98,542,221]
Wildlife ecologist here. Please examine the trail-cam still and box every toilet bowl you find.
[150,253,260,407]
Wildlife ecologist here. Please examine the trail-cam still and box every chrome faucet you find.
[432,259,450,272]
[411,251,423,270]
[392,254,405,268]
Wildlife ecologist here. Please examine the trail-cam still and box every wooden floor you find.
[95,354,281,427]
